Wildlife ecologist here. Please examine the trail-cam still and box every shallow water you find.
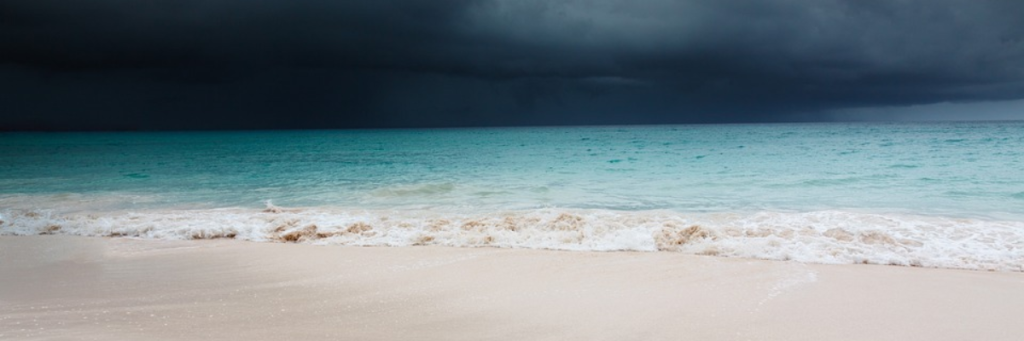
[2,122,1023,270]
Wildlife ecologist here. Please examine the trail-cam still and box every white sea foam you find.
[1,204,1021,271]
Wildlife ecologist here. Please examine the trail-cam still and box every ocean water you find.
[1,122,1022,270]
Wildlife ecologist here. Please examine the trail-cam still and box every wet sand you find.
[1,236,1022,340]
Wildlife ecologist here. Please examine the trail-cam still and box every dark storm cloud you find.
[2,0,1023,130]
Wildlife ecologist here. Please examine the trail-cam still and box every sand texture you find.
[2,236,1023,340]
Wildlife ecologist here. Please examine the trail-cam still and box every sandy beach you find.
[1,236,1022,341]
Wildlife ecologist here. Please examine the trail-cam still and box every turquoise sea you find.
[2,122,1022,270]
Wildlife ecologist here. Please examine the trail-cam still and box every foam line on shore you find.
[1,205,1021,271]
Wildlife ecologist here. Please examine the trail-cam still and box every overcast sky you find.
[2,0,1023,130]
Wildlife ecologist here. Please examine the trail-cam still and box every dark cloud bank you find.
[2,0,1023,130]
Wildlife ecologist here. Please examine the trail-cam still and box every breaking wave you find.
[1,203,1021,271]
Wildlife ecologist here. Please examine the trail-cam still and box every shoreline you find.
[3,206,1022,272]
[2,235,1023,340]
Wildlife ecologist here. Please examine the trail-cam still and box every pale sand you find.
[1,236,1022,340]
